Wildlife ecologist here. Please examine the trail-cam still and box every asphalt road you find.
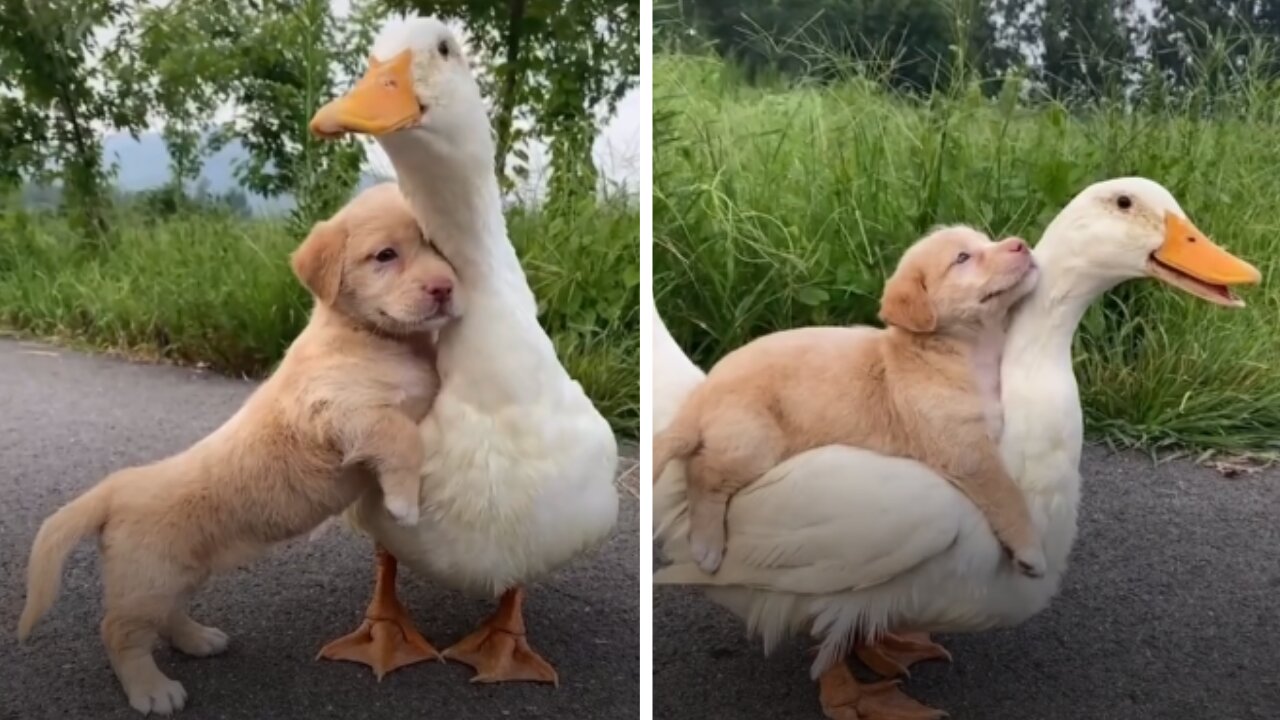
[656,444,1280,718]
[0,338,638,720]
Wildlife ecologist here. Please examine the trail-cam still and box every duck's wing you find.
[651,299,970,597]
[656,443,971,596]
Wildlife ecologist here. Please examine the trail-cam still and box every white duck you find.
[654,178,1260,718]
[307,17,618,684]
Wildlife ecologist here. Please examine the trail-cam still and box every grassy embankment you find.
[655,53,1280,454]
[0,197,639,436]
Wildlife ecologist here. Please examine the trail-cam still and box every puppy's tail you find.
[652,407,702,485]
[18,475,117,641]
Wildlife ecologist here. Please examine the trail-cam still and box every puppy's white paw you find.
[126,676,187,716]
[1013,545,1047,579]
[385,496,420,526]
[172,624,229,657]
[691,539,724,574]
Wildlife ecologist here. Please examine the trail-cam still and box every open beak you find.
[1147,213,1261,308]
[309,50,421,138]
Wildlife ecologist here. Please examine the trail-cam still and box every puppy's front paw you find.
[690,535,725,574]
[172,623,229,657]
[385,496,420,526]
[126,676,187,716]
[1013,545,1047,578]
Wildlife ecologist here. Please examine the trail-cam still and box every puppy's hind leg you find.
[686,412,785,574]
[685,459,733,575]
[165,608,229,658]
[103,606,188,715]
[101,556,192,715]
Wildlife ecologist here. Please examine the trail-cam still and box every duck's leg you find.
[855,633,952,679]
[443,586,558,686]
[819,661,947,720]
[317,545,441,680]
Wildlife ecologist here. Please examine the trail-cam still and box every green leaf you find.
[794,286,829,306]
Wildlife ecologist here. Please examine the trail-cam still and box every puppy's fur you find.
[17,183,461,715]
[654,226,1044,577]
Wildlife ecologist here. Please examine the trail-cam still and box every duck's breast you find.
[357,385,619,597]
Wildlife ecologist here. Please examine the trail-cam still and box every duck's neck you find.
[1001,226,1127,486]
[378,130,563,411]
[378,131,532,308]
[1004,248,1115,370]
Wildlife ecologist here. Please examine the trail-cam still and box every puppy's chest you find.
[383,359,439,422]
[970,336,1005,439]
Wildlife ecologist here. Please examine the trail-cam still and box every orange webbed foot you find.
[443,586,559,686]
[317,546,441,680]
[854,632,952,679]
[820,660,947,720]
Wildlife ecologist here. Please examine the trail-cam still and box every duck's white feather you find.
[652,307,705,430]
[349,16,619,597]
[653,297,1070,675]
[653,178,1187,676]
[353,374,617,595]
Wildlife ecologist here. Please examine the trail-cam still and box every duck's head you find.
[309,17,489,152]
[1042,177,1260,307]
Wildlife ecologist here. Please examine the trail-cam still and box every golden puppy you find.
[653,225,1044,577]
[17,183,460,715]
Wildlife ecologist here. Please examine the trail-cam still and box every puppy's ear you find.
[878,266,937,333]
[291,219,346,304]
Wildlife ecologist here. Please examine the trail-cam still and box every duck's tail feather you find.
[651,301,705,432]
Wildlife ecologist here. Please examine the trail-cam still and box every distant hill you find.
[104,132,230,193]
[20,123,634,215]
[101,132,385,215]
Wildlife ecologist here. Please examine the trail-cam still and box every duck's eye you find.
[955,251,971,265]
[374,248,398,263]
[1117,195,1132,210]
[437,40,450,58]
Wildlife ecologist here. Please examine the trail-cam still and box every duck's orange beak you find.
[1147,213,1260,307]
[310,51,421,138]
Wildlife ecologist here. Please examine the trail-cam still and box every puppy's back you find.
[696,325,892,452]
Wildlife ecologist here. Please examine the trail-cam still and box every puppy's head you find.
[879,225,1037,334]
[291,183,463,334]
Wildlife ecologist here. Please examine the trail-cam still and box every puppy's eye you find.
[1117,195,1132,210]
[954,251,971,265]
[374,248,398,263]
[437,40,450,58]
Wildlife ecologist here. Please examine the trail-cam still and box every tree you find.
[674,0,1018,94]
[218,0,379,227]
[1146,0,1280,95]
[0,94,47,191]
[0,0,151,239]
[127,0,243,191]
[131,0,379,227]
[384,0,641,198]
[1033,0,1142,101]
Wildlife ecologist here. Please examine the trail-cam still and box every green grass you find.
[654,53,1280,455]
[0,198,639,437]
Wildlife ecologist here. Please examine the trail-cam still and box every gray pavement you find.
[656,445,1280,718]
[0,338,638,720]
